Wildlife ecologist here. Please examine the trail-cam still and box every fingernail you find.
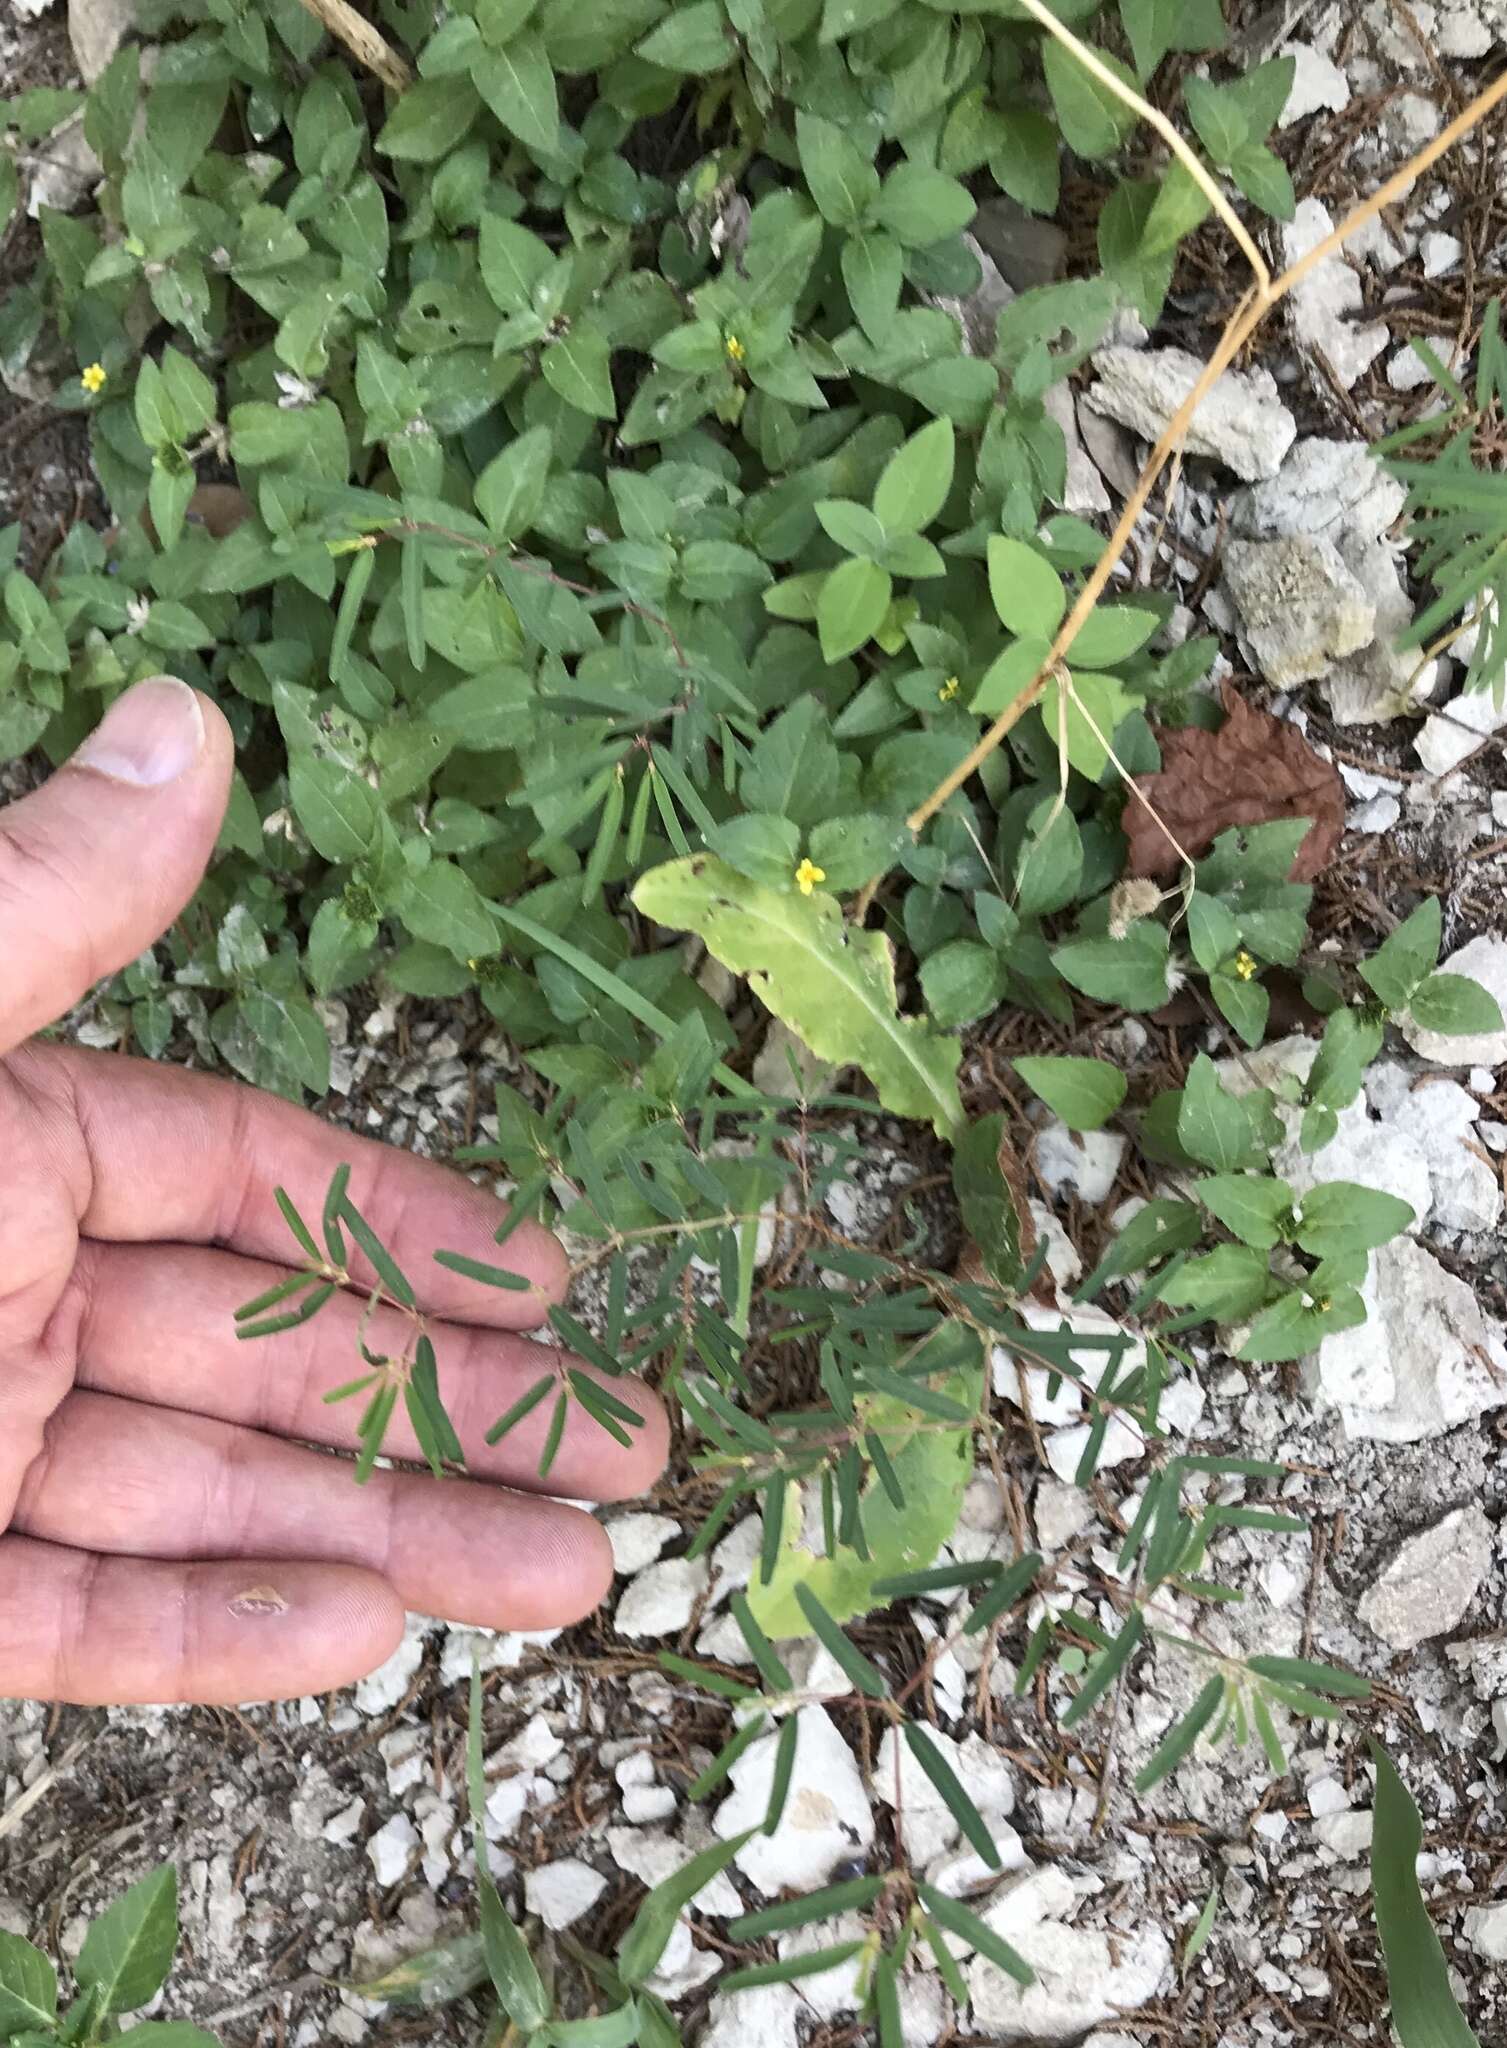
[73,676,205,787]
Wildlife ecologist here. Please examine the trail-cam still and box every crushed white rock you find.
[714,1706,874,1894]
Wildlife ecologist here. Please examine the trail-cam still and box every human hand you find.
[0,678,667,1704]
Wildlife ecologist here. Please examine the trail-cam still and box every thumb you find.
[0,676,234,1054]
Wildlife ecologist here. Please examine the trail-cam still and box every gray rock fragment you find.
[1222,534,1375,687]
[1358,1504,1493,1649]
[1086,345,1296,482]
[1281,200,1389,388]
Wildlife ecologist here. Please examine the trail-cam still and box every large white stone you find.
[1223,535,1375,688]
[1282,200,1390,388]
[615,1556,710,1639]
[1086,345,1296,481]
[1464,1901,1507,1962]
[698,1982,803,2048]
[714,1707,874,1894]
[1279,42,1351,122]
[1034,1121,1126,1206]
[1415,686,1507,776]
[525,1858,607,1931]
[1359,1504,1493,1648]
[1233,437,1404,548]
[1307,1235,1507,1441]
[969,1920,1171,2040]
[1404,937,1507,1067]
[1392,1080,1502,1232]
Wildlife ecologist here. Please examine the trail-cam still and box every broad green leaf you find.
[1195,1173,1293,1249]
[972,635,1051,719]
[76,1867,179,2016]
[744,1358,981,1635]
[988,535,1066,638]
[635,0,732,71]
[919,940,1006,1030]
[1013,1055,1126,1130]
[1119,0,1225,75]
[1042,39,1139,158]
[1408,973,1504,1037]
[1230,144,1295,220]
[473,33,559,153]
[872,417,954,536]
[1370,1743,1482,2048]
[287,752,378,863]
[1053,924,1171,1011]
[1068,603,1160,666]
[1040,667,1138,782]
[841,231,903,341]
[817,556,892,663]
[376,77,479,159]
[1160,1244,1271,1321]
[397,861,499,961]
[1293,1182,1415,1255]
[632,857,963,1136]
[542,327,616,418]
[0,1935,55,2034]
[873,165,975,247]
[1177,1055,1260,1171]
[475,425,552,540]
[1360,898,1441,1010]
[795,111,879,226]
[1182,75,1248,163]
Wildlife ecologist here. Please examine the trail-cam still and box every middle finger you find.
[15,1388,616,1631]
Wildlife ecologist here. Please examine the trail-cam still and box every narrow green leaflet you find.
[1134,1675,1226,1791]
[616,1833,753,1988]
[1370,1743,1482,2048]
[902,1722,1000,1867]
[467,1663,550,2034]
[632,858,963,1137]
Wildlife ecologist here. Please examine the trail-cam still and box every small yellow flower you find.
[1233,948,1258,981]
[80,362,107,395]
[938,675,960,702]
[724,333,746,363]
[795,856,826,896]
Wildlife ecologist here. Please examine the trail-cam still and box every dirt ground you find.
[6,2,1507,2045]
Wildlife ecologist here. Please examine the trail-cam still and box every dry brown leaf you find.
[1124,682,1345,883]
[956,1117,1055,1307]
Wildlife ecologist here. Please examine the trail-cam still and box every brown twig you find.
[904,63,1507,840]
[296,0,412,91]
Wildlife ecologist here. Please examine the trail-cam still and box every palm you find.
[0,680,664,1705]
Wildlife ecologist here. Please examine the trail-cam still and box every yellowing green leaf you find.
[744,1358,981,1636]
[631,856,963,1136]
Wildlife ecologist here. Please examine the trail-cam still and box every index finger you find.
[14,1040,567,1325]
